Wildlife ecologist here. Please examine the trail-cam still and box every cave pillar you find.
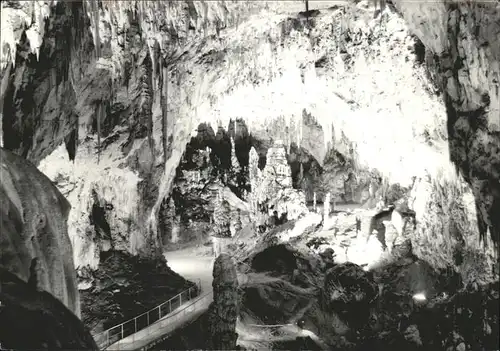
[324,192,331,218]
[313,192,317,212]
[212,236,231,257]
[171,215,180,243]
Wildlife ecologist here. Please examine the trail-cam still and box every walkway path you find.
[164,249,214,293]
[238,323,330,350]
[105,249,214,350]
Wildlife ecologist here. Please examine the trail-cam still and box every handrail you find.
[161,290,213,320]
[105,290,215,351]
[138,290,215,351]
[93,279,202,349]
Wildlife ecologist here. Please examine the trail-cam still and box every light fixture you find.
[412,292,426,302]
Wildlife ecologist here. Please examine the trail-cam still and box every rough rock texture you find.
[1,0,499,284]
[207,253,239,350]
[1,1,444,260]
[237,228,498,350]
[394,0,500,250]
[321,263,377,330]
[161,135,251,248]
[0,268,97,350]
[80,250,194,333]
[37,140,151,271]
[251,141,308,221]
[213,188,233,238]
[0,148,80,317]
[409,173,498,285]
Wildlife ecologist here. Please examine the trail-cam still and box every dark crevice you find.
[439,4,500,252]
[0,268,98,349]
[287,142,322,194]
[228,119,251,168]
[444,92,500,251]
[412,36,426,64]
[1,1,94,163]
[89,190,112,241]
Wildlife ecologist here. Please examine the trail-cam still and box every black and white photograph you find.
[0,0,499,350]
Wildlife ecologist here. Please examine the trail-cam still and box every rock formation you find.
[207,253,239,350]
[261,140,293,195]
[0,148,80,316]
[322,263,378,330]
[0,268,97,349]
[214,188,232,238]
[1,0,499,321]
[240,227,498,350]
[393,0,500,250]
[248,146,262,216]
[252,140,308,221]
[324,192,331,218]
[230,137,241,187]
[0,147,95,348]
[212,188,232,255]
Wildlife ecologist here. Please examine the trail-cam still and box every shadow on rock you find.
[0,268,98,349]
[80,250,195,333]
[240,242,499,351]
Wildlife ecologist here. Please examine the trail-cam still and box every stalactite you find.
[96,102,102,164]
[49,66,57,95]
[91,0,101,59]
[161,64,169,162]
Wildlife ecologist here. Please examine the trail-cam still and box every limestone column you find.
[324,192,331,218]
[313,192,317,212]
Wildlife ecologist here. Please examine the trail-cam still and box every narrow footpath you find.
[106,249,214,350]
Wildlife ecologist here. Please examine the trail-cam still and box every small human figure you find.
[355,216,361,233]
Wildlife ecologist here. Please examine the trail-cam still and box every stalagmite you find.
[324,192,331,219]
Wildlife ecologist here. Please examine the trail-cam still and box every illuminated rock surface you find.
[1,0,499,347]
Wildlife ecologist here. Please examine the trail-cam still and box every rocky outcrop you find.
[239,230,498,350]
[38,141,150,271]
[0,147,96,348]
[251,140,308,221]
[2,0,498,284]
[393,0,500,251]
[321,263,377,330]
[0,148,80,317]
[207,253,239,350]
[410,173,498,285]
[0,268,97,349]
[80,250,194,333]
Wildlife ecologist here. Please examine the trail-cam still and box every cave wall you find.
[0,148,80,317]
[1,1,498,283]
[390,0,500,281]
[159,122,254,247]
[393,0,500,250]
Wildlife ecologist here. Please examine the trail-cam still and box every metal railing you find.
[93,279,202,349]
[139,290,214,351]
